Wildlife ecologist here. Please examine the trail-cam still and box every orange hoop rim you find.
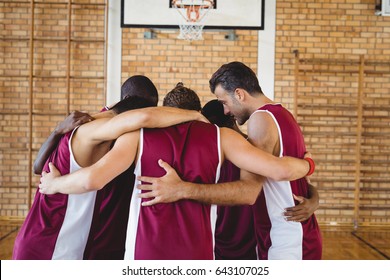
[172,0,214,10]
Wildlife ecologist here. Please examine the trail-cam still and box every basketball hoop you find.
[171,0,214,41]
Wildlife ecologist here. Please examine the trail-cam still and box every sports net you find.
[171,0,214,41]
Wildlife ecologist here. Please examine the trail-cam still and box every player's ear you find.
[234,88,246,102]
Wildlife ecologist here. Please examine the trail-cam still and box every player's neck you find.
[246,94,275,114]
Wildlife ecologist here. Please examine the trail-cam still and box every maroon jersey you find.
[215,160,257,260]
[83,164,135,259]
[13,132,72,259]
[125,121,222,260]
[14,128,98,260]
[252,104,322,260]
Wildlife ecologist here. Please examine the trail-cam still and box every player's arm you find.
[284,183,320,222]
[221,128,311,181]
[138,159,262,205]
[307,183,320,207]
[138,128,312,206]
[38,130,139,194]
[80,106,208,144]
[137,137,311,205]
[33,111,93,174]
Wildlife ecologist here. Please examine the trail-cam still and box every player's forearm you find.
[277,156,311,181]
[140,107,205,128]
[48,170,93,194]
[307,183,320,210]
[232,152,311,183]
[93,107,204,142]
[182,179,261,205]
[33,131,62,174]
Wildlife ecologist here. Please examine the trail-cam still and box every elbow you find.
[274,168,293,181]
[242,181,262,205]
[139,111,154,127]
[238,195,257,205]
[32,164,41,175]
[84,172,104,192]
[33,160,44,175]
[247,186,263,205]
[246,196,258,206]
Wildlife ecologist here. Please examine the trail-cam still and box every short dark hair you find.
[121,75,158,106]
[201,99,235,128]
[209,61,263,96]
[163,82,201,111]
[110,96,156,114]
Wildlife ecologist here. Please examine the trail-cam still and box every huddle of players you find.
[13,62,322,260]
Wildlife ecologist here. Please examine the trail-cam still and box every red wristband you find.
[304,157,315,176]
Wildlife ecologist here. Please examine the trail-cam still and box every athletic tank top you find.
[13,132,73,259]
[252,104,322,260]
[83,163,135,259]
[125,121,222,260]
[51,128,97,259]
[13,128,98,259]
[215,160,257,260]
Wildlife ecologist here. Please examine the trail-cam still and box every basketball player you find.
[38,86,314,260]
[137,62,322,260]
[83,76,160,260]
[209,62,322,260]
[202,99,257,260]
[33,75,158,175]
[29,75,160,260]
[13,78,206,259]
[201,99,319,260]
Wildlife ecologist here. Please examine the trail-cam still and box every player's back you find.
[126,121,221,260]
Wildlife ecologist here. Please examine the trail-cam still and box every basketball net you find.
[171,0,214,41]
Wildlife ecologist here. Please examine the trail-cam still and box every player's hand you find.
[55,111,93,135]
[38,162,61,195]
[137,159,186,206]
[283,194,317,222]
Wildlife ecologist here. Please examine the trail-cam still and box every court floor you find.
[0,218,388,260]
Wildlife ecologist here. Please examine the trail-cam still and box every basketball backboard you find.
[121,0,264,30]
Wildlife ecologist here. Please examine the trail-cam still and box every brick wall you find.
[1,0,389,226]
[121,29,259,105]
[275,0,390,226]
[0,0,106,217]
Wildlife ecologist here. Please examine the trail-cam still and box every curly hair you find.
[163,82,201,111]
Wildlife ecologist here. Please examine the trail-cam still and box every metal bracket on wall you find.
[224,30,237,41]
[144,29,156,39]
